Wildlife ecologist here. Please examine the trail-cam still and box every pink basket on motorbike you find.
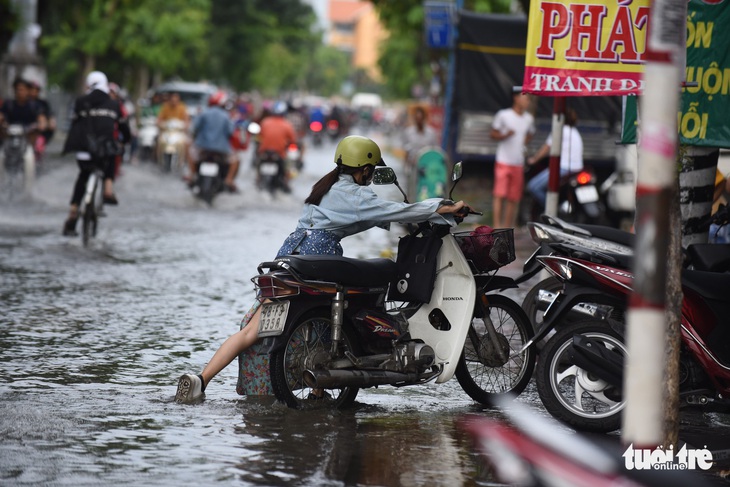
[453,227,515,273]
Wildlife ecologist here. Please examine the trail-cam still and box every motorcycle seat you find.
[576,224,635,248]
[686,243,730,273]
[279,255,397,287]
[682,269,730,302]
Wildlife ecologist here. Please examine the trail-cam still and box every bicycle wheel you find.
[456,294,536,405]
[270,311,360,410]
[81,174,100,246]
[81,200,94,247]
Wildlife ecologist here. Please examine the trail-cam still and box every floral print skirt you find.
[236,228,341,396]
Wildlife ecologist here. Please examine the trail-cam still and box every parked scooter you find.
[521,166,606,226]
[517,214,634,328]
[530,233,730,432]
[253,163,535,409]
[461,397,723,487]
[157,118,187,173]
[0,123,35,194]
[600,144,638,230]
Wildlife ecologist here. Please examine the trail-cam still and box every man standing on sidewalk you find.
[490,92,535,228]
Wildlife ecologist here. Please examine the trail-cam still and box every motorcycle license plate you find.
[260,162,279,176]
[575,185,599,203]
[258,301,290,337]
[199,162,219,177]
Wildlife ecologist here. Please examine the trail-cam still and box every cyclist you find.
[61,71,130,237]
[188,90,238,192]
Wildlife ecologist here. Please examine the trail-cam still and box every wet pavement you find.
[0,134,728,486]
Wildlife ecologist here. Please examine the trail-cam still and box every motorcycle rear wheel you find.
[198,177,214,205]
[270,312,360,409]
[456,294,536,405]
[536,319,626,432]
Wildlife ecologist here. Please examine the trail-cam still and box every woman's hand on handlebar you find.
[437,200,467,215]
[437,200,483,217]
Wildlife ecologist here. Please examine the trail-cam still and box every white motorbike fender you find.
[407,234,476,383]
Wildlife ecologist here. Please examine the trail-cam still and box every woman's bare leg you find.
[200,305,263,387]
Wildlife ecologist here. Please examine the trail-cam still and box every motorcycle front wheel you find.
[536,319,626,433]
[270,312,360,409]
[456,294,536,405]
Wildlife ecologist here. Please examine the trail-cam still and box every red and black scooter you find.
[531,241,730,433]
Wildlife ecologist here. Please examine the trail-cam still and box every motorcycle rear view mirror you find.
[372,166,396,185]
[373,166,410,203]
[448,161,463,200]
[247,122,261,135]
[452,161,463,182]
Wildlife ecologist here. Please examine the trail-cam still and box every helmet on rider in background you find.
[85,71,109,94]
[208,90,227,107]
[272,101,288,116]
[334,135,386,168]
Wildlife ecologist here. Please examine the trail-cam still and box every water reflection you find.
[233,401,498,486]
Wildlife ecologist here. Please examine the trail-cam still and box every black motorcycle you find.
[192,150,228,205]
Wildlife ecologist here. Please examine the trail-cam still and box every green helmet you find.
[334,135,385,168]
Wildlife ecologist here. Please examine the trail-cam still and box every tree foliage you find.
[369,0,512,99]
[35,0,330,96]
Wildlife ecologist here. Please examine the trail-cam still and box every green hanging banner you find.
[621,0,730,147]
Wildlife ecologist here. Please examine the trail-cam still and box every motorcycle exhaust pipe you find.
[303,369,419,389]
[567,335,624,388]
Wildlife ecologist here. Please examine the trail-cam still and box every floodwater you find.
[3,135,727,486]
[1,137,534,486]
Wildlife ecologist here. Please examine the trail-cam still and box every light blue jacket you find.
[192,106,234,154]
[296,174,455,239]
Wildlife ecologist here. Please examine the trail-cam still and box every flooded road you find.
[3,137,727,486]
[1,138,534,486]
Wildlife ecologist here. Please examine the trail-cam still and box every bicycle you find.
[79,166,105,247]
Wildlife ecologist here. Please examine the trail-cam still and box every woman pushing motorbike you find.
[175,135,468,403]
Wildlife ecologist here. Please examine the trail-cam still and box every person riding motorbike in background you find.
[61,71,130,236]
[157,91,190,166]
[257,101,297,192]
[0,77,47,150]
[175,135,469,403]
[188,90,238,192]
[526,107,584,209]
[27,80,56,159]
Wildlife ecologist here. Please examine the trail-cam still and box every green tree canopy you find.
[370,0,512,99]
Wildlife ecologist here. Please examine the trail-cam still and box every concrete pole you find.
[544,97,565,217]
[622,0,686,447]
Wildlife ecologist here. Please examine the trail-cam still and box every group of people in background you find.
[490,91,584,229]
